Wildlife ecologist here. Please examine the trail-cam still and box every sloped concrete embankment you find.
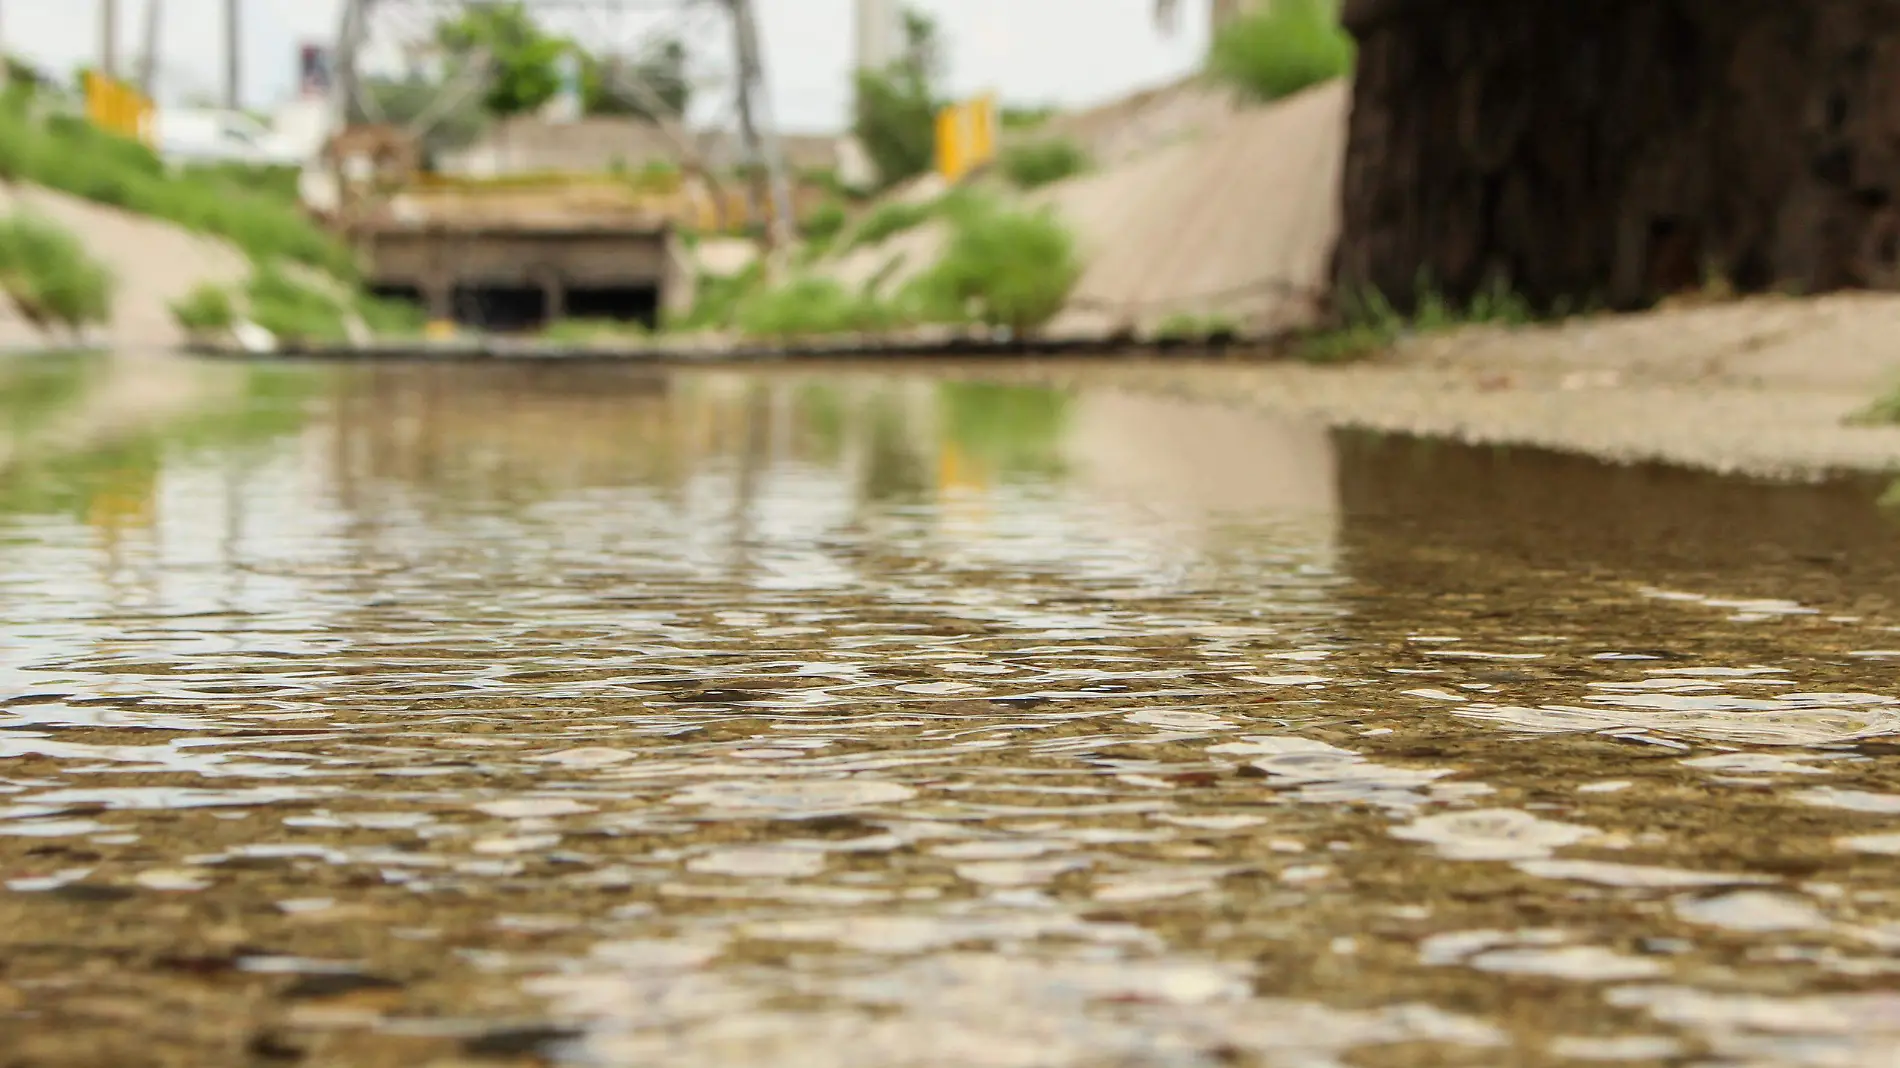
[818,80,1350,339]
[0,183,251,352]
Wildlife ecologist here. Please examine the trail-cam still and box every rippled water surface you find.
[6,353,1900,1067]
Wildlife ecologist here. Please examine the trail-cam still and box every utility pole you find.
[853,0,900,75]
[727,0,795,256]
[139,0,162,96]
[99,0,119,79]
[224,0,240,111]
[335,0,366,127]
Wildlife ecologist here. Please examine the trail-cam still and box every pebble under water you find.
[4,354,1900,1067]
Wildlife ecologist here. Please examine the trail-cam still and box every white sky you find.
[0,0,1216,131]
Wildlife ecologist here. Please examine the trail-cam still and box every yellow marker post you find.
[967,93,997,170]
[84,72,155,144]
[935,103,968,183]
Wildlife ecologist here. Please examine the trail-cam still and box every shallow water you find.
[4,353,1900,1067]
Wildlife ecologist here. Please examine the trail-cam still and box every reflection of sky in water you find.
[2,357,1900,1066]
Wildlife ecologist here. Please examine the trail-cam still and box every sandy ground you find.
[968,291,1900,480]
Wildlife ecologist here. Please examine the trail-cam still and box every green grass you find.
[805,199,849,241]
[1850,384,1900,427]
[903,195,1081,333]
[1001,105,1057,131]
[354,292,428,338]
[1299,275,1536,363]
[170,282,236,333]
[735,276,895,338]
[667,262,766,332]
[0,213,113,332]
[0,101,354,278]
[999,137,1091,190]
[1205,0,1355,103]
[844,199,938,251]
[178,161,302,206]
[1154,311,1241,342]
[246,265,347,343]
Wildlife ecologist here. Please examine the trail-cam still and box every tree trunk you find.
[1333,0,1900,313]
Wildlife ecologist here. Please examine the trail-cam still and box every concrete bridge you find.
[357,216,685,331]
[1331,0,1900,312]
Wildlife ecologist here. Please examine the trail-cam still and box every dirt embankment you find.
[0,183,251,352]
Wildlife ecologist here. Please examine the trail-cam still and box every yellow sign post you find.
[935,105,968,183]
[84,71,156,146]
[966,93,997,169]
[935,92,1000,183]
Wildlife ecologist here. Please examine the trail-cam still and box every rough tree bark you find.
[1333,0,1900,313]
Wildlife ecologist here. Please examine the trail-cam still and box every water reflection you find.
[1,355,1898,1067]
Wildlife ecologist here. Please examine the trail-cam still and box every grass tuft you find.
[1154,311,1241,343]
[999,138,1091,190]
[1205,0,1355,103]
[844,199,938,251]
[1850,383,1900,427]
[0,213,113,332]
[246,265,347,343]
[904,195,1081,333]
[170,282,236,334]
[736,276,894,338]
[1300,275,1535,363]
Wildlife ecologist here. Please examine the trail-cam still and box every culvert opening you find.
[565,285,661,330]
[452,286,547,333]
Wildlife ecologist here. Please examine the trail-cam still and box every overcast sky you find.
[2,0,1215,130]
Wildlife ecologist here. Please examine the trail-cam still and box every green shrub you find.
[355,292,428,338]
[170,282,236,333]
[1000,138,1091,190]
[1206,0,1355,103]
[736,276,893,338]
[804,199,848,243]
[246,265,346,343]
[906,196,1081,333]
[0,101,354,278]
[179,161,302,205]
[668,262,765,332]
[845,199,936,250]
[0,213,113,331]
[1001,105,1056,131]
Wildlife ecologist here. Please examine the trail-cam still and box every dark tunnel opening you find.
[451,286,548,333]
[565,286,661,330]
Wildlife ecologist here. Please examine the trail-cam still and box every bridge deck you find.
[353,214,687,331]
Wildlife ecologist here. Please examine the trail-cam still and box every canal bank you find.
[175,276,1900,481]
[902,290,1900,481]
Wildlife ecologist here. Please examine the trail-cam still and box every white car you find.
[152,108,307,168]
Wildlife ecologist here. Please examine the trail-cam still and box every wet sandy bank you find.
[963,291,1900,480]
